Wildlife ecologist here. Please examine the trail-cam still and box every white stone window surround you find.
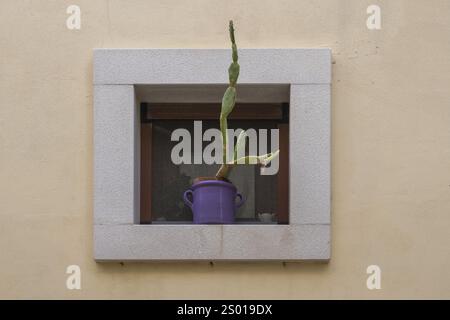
[93,49,331,261]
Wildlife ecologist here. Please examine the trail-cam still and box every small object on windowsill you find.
[258,212,276,223]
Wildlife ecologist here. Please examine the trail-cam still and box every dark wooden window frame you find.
[140,102,289,224]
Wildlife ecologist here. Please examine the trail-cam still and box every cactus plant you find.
[215,21,279,179]
[183,21,280,225]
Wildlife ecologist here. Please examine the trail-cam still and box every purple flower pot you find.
[183,180,245,224]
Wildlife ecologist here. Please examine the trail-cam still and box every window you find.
[93,48,331,261]
[140,103,289,224]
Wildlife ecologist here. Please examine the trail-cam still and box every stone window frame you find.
[93,49,331,261]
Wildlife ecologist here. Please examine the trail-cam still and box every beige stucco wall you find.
[1,0,449,299]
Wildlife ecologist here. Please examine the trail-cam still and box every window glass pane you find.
[151,120,279,223]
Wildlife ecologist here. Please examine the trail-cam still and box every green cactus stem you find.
[215,21,279,180]
[216,21,239,179]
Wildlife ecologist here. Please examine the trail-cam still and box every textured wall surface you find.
[1,0,449,299]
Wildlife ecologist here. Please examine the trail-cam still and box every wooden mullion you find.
[277,123,289,224]
[140,123,153,224]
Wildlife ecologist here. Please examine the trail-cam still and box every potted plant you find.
[183,21,279,224]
